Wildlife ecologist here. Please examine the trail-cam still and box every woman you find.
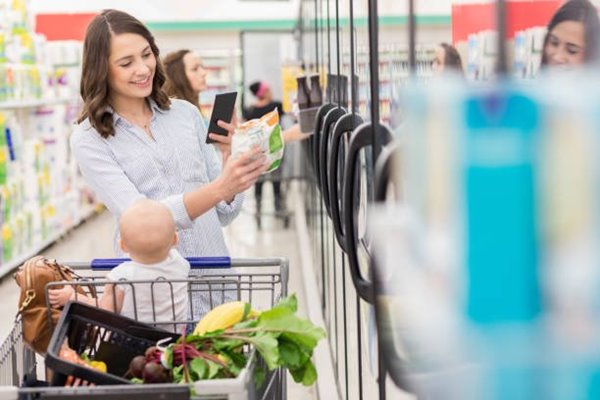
[72,10,266,314]
[541,0,600,68]
[432,42,464,75]
[163,49,207,110]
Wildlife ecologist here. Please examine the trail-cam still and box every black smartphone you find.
[206,91,238,144]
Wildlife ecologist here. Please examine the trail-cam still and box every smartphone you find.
[206,91,238,144]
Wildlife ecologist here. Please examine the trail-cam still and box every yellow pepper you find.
[88,361,107,373]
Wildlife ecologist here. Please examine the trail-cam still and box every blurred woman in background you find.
[432,42,464,75]
[541,0,600,68]
[163,49,207,111]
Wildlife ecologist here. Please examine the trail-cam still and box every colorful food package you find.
[231,109,284,174]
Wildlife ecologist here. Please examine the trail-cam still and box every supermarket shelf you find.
[0,96,80,110]
[0,204,100,279]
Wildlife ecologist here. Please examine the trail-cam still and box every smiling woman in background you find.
[541,0,600,68]
[163,49,207,112]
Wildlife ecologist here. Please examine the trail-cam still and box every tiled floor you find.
[0,183,314,399]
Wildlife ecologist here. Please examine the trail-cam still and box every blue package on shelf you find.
[462,89,542,324]
[5,127,14,161]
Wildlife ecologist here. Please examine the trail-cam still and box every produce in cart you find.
[127,294,325,386]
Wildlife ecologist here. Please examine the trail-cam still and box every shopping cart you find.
[0,256,289,400]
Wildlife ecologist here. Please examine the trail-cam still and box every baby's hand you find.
[48,286,74,308]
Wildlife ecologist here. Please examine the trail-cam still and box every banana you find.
[193,301,257,335]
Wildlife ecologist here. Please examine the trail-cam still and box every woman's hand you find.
[48,286,75,308]
[215,146,268,202]
[208,114,239,163]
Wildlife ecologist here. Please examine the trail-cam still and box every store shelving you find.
[196,48,242,117]
[0,96,79,110]
[342,44,434,124]
[0,203,99,277]
[0,1,98,276]
[513,26,546,79]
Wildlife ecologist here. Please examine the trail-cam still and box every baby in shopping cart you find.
[48,199,190,331]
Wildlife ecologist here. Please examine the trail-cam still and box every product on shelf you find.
[0,0,96,270]
[309,74,322,107]
[296,76,310,110]
[194,49,241,117]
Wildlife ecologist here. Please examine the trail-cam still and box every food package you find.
[231,109,284,174]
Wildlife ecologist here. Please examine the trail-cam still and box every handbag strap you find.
[45,258,98,299]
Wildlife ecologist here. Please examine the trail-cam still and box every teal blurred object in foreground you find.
[370,73,600,400]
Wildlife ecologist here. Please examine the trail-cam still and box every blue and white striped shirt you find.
[70,98,244,258]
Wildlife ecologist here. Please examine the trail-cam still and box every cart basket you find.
[45,301,180,386]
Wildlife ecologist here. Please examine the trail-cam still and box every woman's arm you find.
[282,123,311,143]
[71,126,265,230]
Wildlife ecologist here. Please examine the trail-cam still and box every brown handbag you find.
[14,256,95,355]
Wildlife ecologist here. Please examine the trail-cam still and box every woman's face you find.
[108,33,156,102]
[183,52,207,93]
[432,46,445,74]
[544,20,586,68]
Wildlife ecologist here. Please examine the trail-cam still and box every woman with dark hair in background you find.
[432,42,464,75]
[541,0,600,68]
[163,49,207,111]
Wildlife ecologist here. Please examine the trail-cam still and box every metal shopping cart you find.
[0,257,289,400]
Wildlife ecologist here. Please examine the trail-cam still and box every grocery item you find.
[51,294,325,388]
[193,300,257,336]
[163,294,324,386]
[231,109,284,173]
[296,76,310,110]
[309,74,323,107]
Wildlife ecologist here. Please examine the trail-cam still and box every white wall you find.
[30,0,301,21]
[153,25,452,59]
[31,0,453,69]
[155,31,241,54]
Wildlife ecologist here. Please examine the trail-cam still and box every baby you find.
[49,199,190,331]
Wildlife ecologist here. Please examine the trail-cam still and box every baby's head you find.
[119,199,177,264]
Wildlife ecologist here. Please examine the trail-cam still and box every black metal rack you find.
[297,0,512,398]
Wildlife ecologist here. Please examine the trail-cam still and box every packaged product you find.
[231,109,283,174]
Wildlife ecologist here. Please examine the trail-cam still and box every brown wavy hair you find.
[439,43,463,72]
[163,49,200,109]
[77,9,171,138]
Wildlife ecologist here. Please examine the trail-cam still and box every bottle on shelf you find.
[296,76,310,110]
[309,74,323,107]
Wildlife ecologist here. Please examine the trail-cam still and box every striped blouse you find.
[70,98,244,258]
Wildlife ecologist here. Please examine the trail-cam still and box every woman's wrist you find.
[224,194,235,205]
[209,177,231,204]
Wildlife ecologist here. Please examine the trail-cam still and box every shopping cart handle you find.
[90,257,231,270]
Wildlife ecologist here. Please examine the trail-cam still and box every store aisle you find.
[0,183,314,399]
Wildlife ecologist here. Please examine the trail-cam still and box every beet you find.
[129,355,146,379]
[145,346,159,361]
[143,361,169,383]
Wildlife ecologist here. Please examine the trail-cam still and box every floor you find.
[0,182,314,399]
